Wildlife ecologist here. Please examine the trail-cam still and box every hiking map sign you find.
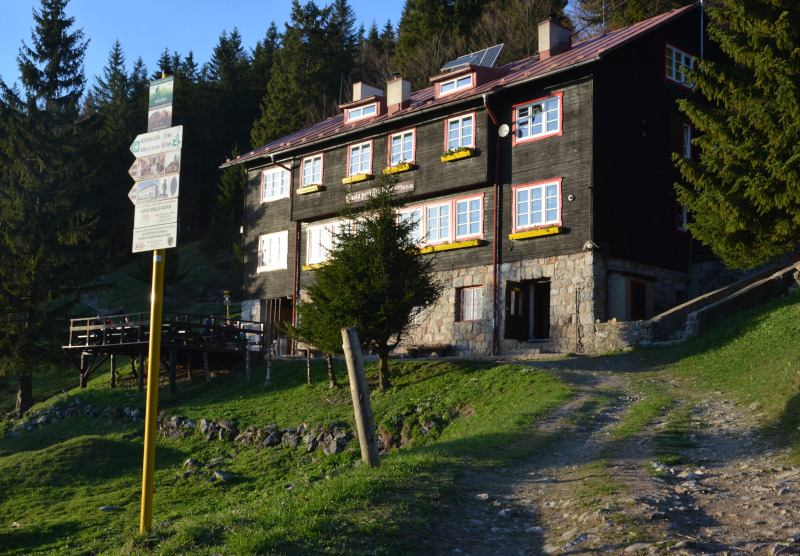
[130,77,181,254]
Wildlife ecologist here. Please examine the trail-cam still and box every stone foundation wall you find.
[498,251,597,355]
[402,265,494,356]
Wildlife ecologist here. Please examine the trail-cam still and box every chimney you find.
[386,76,411,114]
[352,81,383,102]
[538,19,572,60]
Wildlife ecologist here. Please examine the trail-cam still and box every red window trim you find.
[344,101,378,124]
[456,285,483,322]
[511,92,563,146]
[301,152,324,187]
[387,127,416,166]
[399,192,485,246]
[436,72,476,98]
[346,139,374,177]
[511,178,563,233]
[665,42,695,88]
[443,111,477,152]
[675,202,689,235]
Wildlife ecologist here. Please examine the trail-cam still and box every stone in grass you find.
[205,457,225,469]
[213,470,233,482]
[497,509,512,518]
[184,458,199,468]
[99,506,120,512]
[476,493,489,501]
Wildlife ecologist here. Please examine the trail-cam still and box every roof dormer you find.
[431,44,509,99]
[340,82,385,124]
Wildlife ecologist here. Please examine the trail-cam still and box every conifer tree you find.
[291,174,441,393]
[676,0,800,268]
[0,0,92,417]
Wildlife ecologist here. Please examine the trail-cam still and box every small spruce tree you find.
[290,174,441,393]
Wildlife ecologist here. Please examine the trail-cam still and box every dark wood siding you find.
[592,9,706,271]
[242,164,295,299]
[495,75,595,263]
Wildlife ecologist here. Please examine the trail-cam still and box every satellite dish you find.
[498,124,510,138]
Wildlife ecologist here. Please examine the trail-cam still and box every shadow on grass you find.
[0,521,83,556]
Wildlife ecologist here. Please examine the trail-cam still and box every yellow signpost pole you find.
[140,249,165,532]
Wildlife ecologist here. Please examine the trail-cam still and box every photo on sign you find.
[148,106,173,132]
[136,179,160,203]
[164,150,181,174]
[149,76,174,108]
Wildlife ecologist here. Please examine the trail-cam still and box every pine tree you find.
[251,0,338,147]
[85,40,136,261]
[0,0,93,417]
[676,0,800,269]
[291,174,441,393]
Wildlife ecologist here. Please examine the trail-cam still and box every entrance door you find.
[530,281,550,340]
[504,281,527,341]
[505,280,551,341]
[630,280,647,321]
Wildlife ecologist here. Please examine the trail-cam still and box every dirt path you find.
[427,356,800,555]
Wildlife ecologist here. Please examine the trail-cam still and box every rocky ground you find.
[425,355,800,555]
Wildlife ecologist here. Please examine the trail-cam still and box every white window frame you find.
[401,194,484,246]
[513,93,562,144]
[346,102,377,123]
[301,154,323,187]
[438,73,474,97]
[445,112,475,151]
[682,122,692,159]
[257,231,288,272]
[676,204,689,233]
[261,167,290,203]
[455,195,483,240]
[389,129,415,166]
[458,286,483,322]
[306,220,345,265]
[347,141,372,177]
[513,179,562,232]
[665,43,694,86]
[398,207,423,244]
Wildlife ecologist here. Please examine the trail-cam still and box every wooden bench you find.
[405,344,453,358]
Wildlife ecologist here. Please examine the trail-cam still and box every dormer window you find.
[665,43,694,86]
[345,103,377,123]
[438,74,474,97]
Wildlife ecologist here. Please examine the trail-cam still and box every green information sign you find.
[149,76,174,109]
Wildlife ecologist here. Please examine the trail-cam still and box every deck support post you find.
[203,351,210,382]
[138,353,144,393]
[168,349,176,394]
[110,354,116,389]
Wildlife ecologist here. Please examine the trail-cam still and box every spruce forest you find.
[0,0,707,418]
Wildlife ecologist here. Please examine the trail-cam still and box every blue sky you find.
[0,0,403,89]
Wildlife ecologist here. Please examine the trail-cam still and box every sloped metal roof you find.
[223,2,699,168]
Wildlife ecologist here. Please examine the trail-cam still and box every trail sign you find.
[149,76,174,108]
[128,150,181,182]
[132,222,178,253]
[134,199,179,229]
[130,126,182,158]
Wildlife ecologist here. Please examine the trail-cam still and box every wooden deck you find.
[63,312,268,385]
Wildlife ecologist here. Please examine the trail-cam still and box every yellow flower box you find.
[441,148,476,162]
[383,162,414,175]
[296,184,323,195]
[301,262,329,271]
[417,239,481,254]
[508,226,563,240]
[341,173,372,185]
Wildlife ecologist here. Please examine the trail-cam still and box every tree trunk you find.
[265,349,272,386]
[377,344,391,393]
[110,354,116,389]
[15,373,34,418]
[327,355,338,389]
[306,348,312,385]
[79,352,88,389]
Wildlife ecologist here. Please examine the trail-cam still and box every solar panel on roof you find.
[440,53,480,72]
[477,44,504,68]
[440,44,505,72]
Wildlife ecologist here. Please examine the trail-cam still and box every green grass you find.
[0,359,573,555]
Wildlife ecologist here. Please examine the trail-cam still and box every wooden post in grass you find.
[109,354,116,389]
[341,328,381,467]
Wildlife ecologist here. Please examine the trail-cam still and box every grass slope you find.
[0,359,572,555]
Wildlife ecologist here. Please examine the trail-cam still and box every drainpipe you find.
[483,93,502,356]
